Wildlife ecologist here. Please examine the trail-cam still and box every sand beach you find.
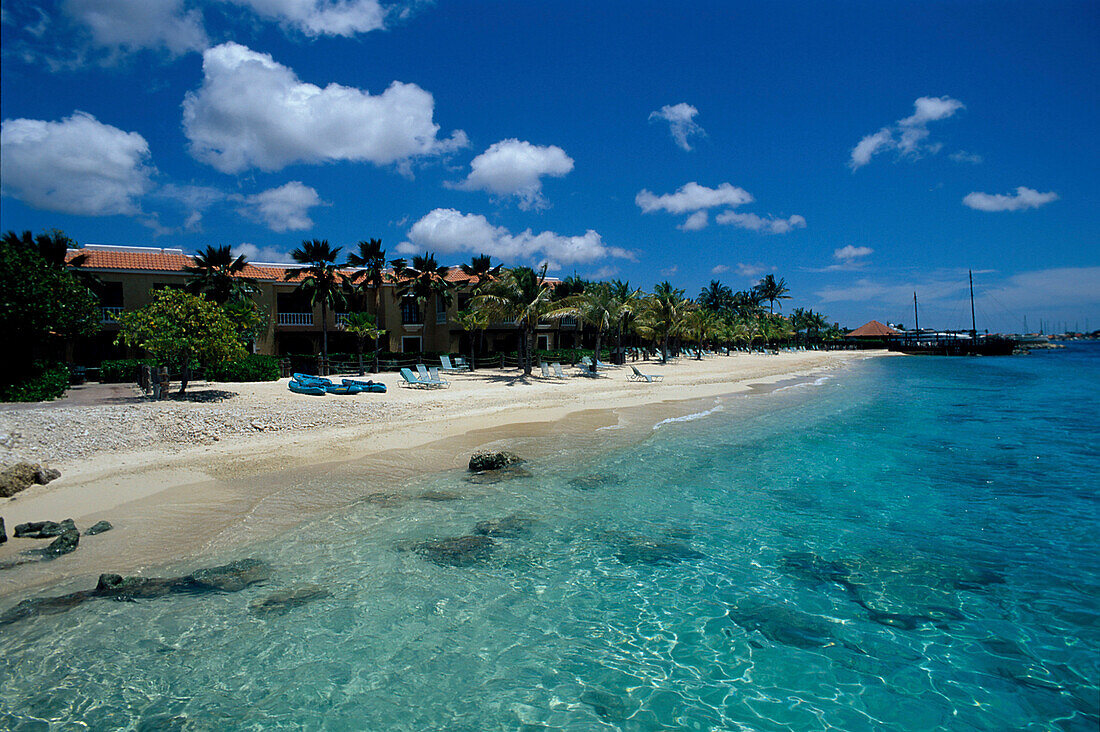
[0,350,878,596]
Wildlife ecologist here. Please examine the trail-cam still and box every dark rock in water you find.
[579,689,631,721]
[414,535,495,567]
[14,518,76,539]
[474,514,536,538]
[34,466,61,485]
[84,520,113,536]
[0,517,5,543]
[949,566,1006,590]
[728,598,864,654]
[468,450,524,472]
[779,552,853,586]
[0,558,274,626]
[43,528,79,557]
[464,465,532,485]
[249,584,330,615]
[362,491,408,507]
[862,608,924,630]
[568,473,615,491]
[191,558,273,592]
[419,490,462,502]
[613,536,704,566]
[0,462,39,498]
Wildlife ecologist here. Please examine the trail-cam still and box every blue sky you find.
[2,0,1097,332]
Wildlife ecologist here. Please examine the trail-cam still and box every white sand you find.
[0,350,884,596]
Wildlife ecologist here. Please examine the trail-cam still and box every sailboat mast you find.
[913,291,919,333]
[969,269,977,339]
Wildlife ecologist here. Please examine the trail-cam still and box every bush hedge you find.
[99,358,157,384]
[0,362,70,402]
[207,354,281,382]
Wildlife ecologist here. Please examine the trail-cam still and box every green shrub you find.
[207,354,281,382]
[0,362,70,402]
[99,358,157,383]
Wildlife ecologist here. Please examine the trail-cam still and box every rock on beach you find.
[468,450,524,472]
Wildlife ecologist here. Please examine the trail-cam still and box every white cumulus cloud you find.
[182,42,467,174]
[736,263,774,279]
[679,211,709,231]
[711,264,729,275]
[237,181,324,231]
[636,182,753,215]
[64,0,208,56]
[962,187,1059,212]
[398,208,633,270]
[450,139,573,210]
[849,96,964,170]
[234,241,294,262]
[227,0,387,37]
[716,211,806,235]
[0,111,153,216]
[834,245,873,261]
[649,102,705,151]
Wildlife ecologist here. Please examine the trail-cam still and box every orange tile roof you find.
[847,320,900,337]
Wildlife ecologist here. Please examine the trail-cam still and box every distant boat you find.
[888,271,1016,356]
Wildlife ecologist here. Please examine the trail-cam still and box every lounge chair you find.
[428,366,449,386]
[454,356,471,369]
[552,362,569,378]
[540,362,551,378]
[579,356,613,370]
[440,355,469,372]
[399,368,446,388]
[416,363,432,381]
[629,365,663,383]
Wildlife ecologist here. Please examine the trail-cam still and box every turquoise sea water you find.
[2,345,1098,731]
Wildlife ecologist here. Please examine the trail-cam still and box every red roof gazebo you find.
[846,320,900,338]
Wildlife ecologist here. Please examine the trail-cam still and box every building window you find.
[436,294,448,324]
[401,336,422,353]
[401,297,422,325]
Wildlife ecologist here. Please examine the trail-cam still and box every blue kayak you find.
[342,379,387,394]
[288,379,326,396]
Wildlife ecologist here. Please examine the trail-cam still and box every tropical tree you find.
[391,252,454,330]
[549,282,621,373]
[608,279,643,359]
[734,315,763,352]
[698,280,734,314]
[285,239,347,368]
[683,309,719,356]
[637,281,691,363]
[755,274,791,314]
[2,229,82,269]
[472,265,557,375]
[454,308,489,371]
[459,254,502,283]
[553,274,588,299]
[115,289,246,394]
[345,238,387,322]
[184,244,256,304]
[340,312,386,375]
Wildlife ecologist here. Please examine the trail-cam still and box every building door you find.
[401,336,422,353]
[537,334,550,351]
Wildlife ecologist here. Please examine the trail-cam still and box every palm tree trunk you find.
[591,329,602,373]
[661,332,669,363]
[373,337,381,373]
[357,341,364,376]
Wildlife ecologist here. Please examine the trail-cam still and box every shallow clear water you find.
[2,345,1098,731]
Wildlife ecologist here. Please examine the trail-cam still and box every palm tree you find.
[184,244,256,304]
[391,252,454,334]
[698,280,734,313]
[340,312,385,375]
[2,229,82,268]
[454,308,488,370]
[755,274,791,314]
[345,238,387,324]
[285,239,347,370]
[472,265,557,375]
[683,309,719,357]
[637,281,691,363]
[609,279,643,360]
[548,282,621,373]
[459,254,502,284]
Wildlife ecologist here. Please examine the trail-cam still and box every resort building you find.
[65,244,582,364]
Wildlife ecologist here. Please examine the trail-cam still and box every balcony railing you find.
[100,306,123,323]
[278,312,314,326]
[335,313,351,326]
[436,311,447,325]
[560,316,578,328]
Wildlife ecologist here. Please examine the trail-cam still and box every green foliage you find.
[115,289,247,382]
[0,362,70,402]
[99,358,158,383]
[207,354,280,382]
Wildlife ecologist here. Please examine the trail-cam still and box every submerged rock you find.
[249,584,330,615]
[474,514,536,538]
[14,518,77,539]
[361,491,408,507]
[414,535,495,567]
[568,473,616,491]
[611,535,704,566]
[779,552,854,586]
[0,558,273,626]
[468,450,524,472]
[84,520,113,536]
[579,689,632,722]
[43,528,79,557]
[418,490,462,502]
[728,598,864,653]
[464,465,533,485]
